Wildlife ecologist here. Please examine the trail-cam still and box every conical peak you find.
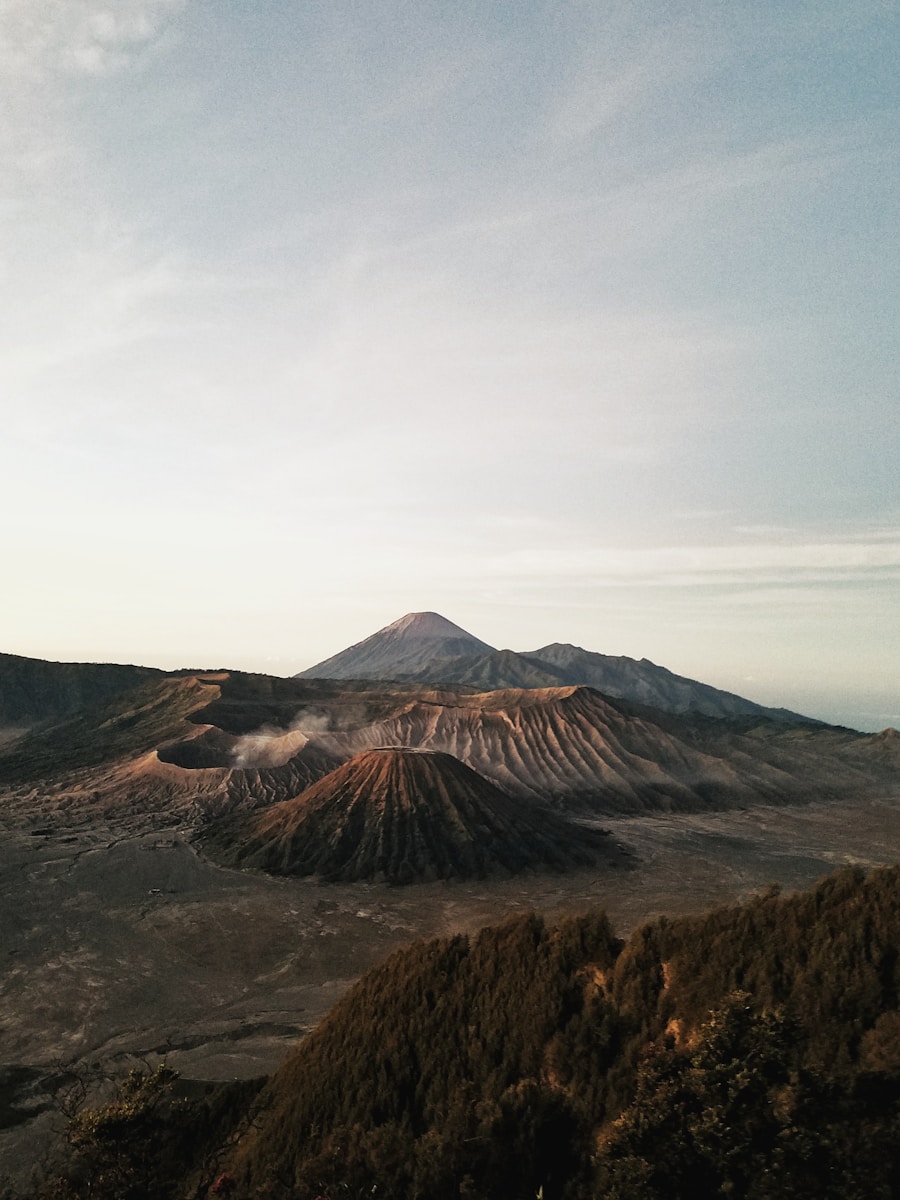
[213,742,612,883]
[305,745,480,793]
[296,611,495,680]
[380,612,478,639]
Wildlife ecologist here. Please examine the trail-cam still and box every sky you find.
[1,0,898,731]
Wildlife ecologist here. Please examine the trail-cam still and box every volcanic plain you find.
[1,630,899,1192]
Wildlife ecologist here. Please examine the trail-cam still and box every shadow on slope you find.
[201,747,620,883]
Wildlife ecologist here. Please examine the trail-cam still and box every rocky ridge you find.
[2,670,894,834]
[297,613,815,724]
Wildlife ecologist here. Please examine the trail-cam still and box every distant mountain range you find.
[296,611,816,725]
[1,642,898,883]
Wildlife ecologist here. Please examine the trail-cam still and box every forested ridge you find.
[33,865,900,1199]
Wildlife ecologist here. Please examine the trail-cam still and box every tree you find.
[593,993,880,1200]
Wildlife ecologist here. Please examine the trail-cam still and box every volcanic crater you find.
[201,746,617,884]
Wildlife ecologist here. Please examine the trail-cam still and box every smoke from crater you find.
[230,708,334,770]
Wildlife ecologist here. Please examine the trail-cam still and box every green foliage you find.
[229,910,621,1198]
[36,1064,184,1200]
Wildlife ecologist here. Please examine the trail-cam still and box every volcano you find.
[295,612,495,681]
[203,746,614,883]
[295,613,814,723]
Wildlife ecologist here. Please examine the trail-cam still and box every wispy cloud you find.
[0,0,183,79]
[0,247,194,397]
[0,0,895,725]
[273,255,740,467]
[0,1,193,387]
[369,42,501,124]
[488,538,900,588]
[544,20,711,146]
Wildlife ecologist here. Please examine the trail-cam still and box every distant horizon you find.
[1,3,896,739]
[4,605,896,734]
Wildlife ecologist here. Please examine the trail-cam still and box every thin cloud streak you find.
[542,10,717,146]
[492,540,900,585]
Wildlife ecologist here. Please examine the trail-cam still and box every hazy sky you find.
[1,0,898,730]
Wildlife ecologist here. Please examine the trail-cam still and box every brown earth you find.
[6,670,894,828]
[202,747,618,882]
[304,684,896,811]
[2,785,900,1193]
[0,666,898,1193]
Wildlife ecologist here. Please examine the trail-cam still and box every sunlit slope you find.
[202,746,616,882]
[220,866,900,1200]
[0,664,894,826]
[310,685,877,812]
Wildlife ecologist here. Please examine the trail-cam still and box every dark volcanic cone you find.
[204,747,612,883]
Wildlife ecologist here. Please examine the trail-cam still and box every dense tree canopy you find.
[33,865,900,1199]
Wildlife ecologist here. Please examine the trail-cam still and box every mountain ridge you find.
[0,651,164,732]
[296,613,817,725]
[213,866,900,1200]
[1,659,892,835]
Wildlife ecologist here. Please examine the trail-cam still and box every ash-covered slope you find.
[858,727,900,767]
[203,746,613,882]
[0,673,222,787]
[308,686,822,813]
[2,661,892,833]
[153,677,899,822]
[1,646,893,850]
[295,612,495,681]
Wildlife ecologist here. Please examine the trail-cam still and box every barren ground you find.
[2,789,900,1190]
